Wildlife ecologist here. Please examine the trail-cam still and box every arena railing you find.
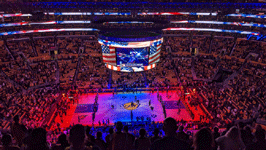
[180,95,195,120]
[198,92,213,120]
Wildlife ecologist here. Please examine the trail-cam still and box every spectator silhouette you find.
[111,121,127,150]
[216,126,245,150]
[243,126,254,146]
[94,131,106,150]
[150,128,162,144]
[105,128,114,150]
[26,128,50,150]
[52,134,70,150]
[135,128,151,150]
[193,128,214,150]
[150,117,190,150]
[85,126,95,148]
[176,125,189,142]
[238,122,248,146]
[21,128,33,149]
[11,115,26,147]
[255,124,262,131]
[212,127,220,139]
[123,126,135,150]
[66,124,91,150]
[246,129,266,150]
[0,134,20,150]
[212,126,220,150]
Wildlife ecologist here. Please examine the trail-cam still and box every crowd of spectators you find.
[145,51,178,88]
[162,33,266,127]
[174,57,193,84]
[210,37,234,56]
[1,116,266,150]
[0,4,266,150]
[1,59,57,89]
[193,55,217,79]
[1,31,266,128]
[112,71,146,89]
[77,55,109,89]
[0,86,58,131]
[165,36,190,53]
[232,39,266,61]
[191,36,211,54]
[195,59,266,126]
[219,56,243,71]
[5,40,35,59]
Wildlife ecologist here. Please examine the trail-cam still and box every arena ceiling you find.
[0,2,265,41]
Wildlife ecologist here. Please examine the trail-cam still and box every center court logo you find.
[123,102,140,110]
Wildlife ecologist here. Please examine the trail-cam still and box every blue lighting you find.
[30,2,266,9]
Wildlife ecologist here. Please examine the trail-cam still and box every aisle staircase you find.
[0,70,26,93]
[108,70,112,89]
[142,72,148,87]
[72,57,81,87]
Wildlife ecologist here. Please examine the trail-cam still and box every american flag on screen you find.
[102,45,116,65]
[149,40,162,64]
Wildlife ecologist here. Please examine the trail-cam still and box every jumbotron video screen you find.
[98,32,163,72]
[116,47,149,67]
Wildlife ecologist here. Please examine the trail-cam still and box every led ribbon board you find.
[138,12,266,19]
[44,12,92,15]
[0,12,130,18]
[2,12,266,19]
[94,12,131,15]
[138,12,217,16]
[0,21,91,28]
[170,20,266,28]
[226,13,266,19]
[103,21,154,24]
[163,28,260,36]
[44,12,130,16]
[0,13,32,18]
[247,34,266,41]
[105,63,157,72]
[0,28,98,36]
[98,38,163,48]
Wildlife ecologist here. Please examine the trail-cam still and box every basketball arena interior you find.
[0,1,266,150]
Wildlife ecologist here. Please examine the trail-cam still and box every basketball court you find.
[54,91,193,128]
